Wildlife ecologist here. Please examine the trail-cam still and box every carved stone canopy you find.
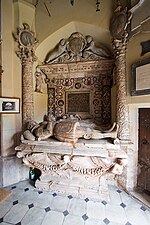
[45,32,112,64]
[36,32,114,123]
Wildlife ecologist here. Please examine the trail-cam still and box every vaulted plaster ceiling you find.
[23,0,102,16]
[23,0,149,29]
[21,0,149,61]
[24,0,147,11]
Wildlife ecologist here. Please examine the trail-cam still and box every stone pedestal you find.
[0,156,29,187]
[16,139,127,200]
[36,171,109,201]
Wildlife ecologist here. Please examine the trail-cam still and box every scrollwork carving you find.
[45,32,111,64]
[14,23,38,63]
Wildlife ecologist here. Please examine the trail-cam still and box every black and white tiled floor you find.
[1,180,150,225]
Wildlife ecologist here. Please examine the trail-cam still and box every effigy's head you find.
[26,120,39,131]
[46,113,56,122]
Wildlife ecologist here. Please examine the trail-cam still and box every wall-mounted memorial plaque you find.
[0,97,20,114]
[141,40,150,56]
[131,58,150,96]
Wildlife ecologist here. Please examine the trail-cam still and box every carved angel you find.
[83,36,111,58]
[45,39,68,63]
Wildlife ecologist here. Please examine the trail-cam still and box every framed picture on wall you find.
[131,58,150,96]
[0,97,20,114]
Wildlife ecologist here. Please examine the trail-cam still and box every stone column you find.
[22,58,35,125]
[113,39,130,140]
[0,0,3,94]
[14,23,37,128]
[110,4,132,140]
[0,0,3,161]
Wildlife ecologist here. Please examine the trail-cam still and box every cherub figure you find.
[45,39,67,63]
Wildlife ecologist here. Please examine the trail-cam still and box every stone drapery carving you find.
[110,3,132,140]
[18,151,125,177]
[14,23,38,126]
[45,32,111,64]
[16,138,127,200]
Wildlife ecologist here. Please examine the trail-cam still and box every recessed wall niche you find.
[37,32,114,126]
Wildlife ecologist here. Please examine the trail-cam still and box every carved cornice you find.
[38,60,114,80]
[129,17,150,39]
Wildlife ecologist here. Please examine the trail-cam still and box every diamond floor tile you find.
[0,180,150,225]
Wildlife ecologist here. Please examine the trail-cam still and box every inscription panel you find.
[66,92,90,115]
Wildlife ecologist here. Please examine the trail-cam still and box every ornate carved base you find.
[35,171,109,201]
[15,138,127,201]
